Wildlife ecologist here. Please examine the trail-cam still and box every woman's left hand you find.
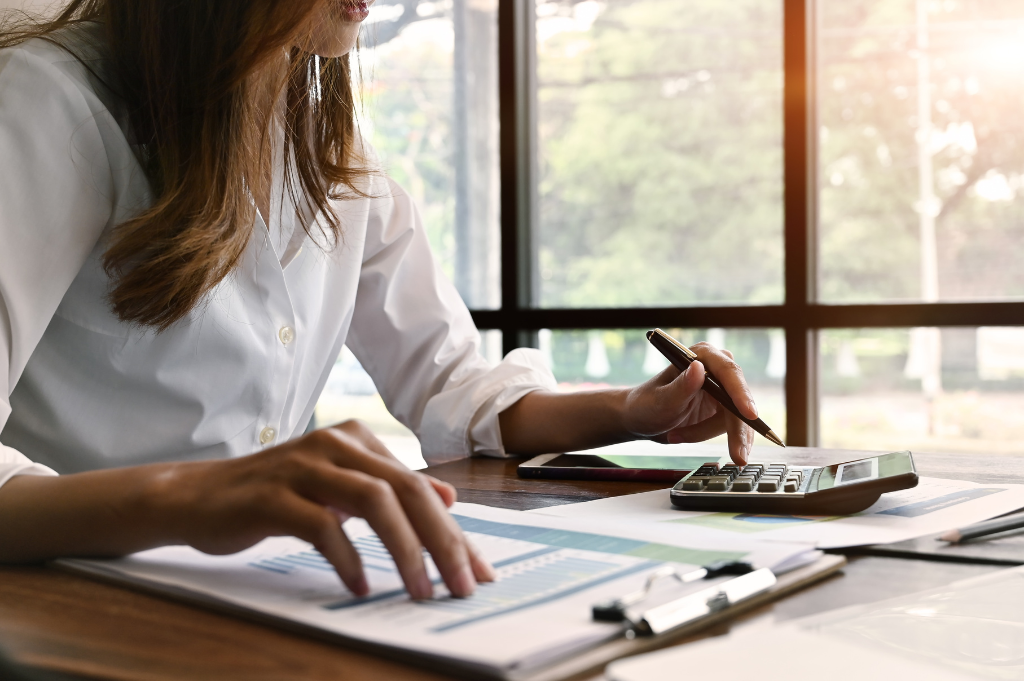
[620,341,757,465]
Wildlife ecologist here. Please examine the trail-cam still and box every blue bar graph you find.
[251,514,744,632]
[250,537,399,575]
[427,555,659,632]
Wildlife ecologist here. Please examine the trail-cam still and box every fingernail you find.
[454,565,476,598]
[747,399,758,417]
[479,559,496,582]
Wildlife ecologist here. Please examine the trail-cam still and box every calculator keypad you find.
[677,462,808,495]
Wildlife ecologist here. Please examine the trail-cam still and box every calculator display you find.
[814,451,914,491]
[841,460,873,482]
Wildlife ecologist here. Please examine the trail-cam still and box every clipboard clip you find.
[592,560,775,636]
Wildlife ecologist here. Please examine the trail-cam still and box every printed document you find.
[537,478,1024,549]
[57,503,814,677]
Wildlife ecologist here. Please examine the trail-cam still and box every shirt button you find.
[278,326,295,345]
[259,426,277,445]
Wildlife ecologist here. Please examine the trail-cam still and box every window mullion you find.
[784,0,818,446]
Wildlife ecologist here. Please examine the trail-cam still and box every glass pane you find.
[544,328,787,445]
[314,331,504,469]
[360,0,501,309]
[534,0,784,308]
[820,327,1024,454]
[818,1,1024,303]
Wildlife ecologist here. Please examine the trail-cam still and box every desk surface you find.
[2,447,1022,680]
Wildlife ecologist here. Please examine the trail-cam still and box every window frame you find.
[469,0,1024,447]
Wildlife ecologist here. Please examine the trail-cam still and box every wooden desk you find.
[2,448,1021,680]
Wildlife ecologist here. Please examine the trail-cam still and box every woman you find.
[0,0,758,600]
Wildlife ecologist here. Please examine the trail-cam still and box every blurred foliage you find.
[818,0,1024,302]
[536,0,784,308]
[549,328,779,386]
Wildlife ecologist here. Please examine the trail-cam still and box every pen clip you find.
[650,328,698,361]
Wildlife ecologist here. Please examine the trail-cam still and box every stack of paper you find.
[537,478,1024,549]
[58,503,816,678]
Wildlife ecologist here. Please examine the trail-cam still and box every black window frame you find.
[469,0,1024,447]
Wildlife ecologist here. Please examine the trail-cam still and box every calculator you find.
[670,451,918,515]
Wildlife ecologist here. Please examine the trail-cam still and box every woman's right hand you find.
[148,420,494,599]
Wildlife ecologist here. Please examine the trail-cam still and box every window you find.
[321,0,1024,455]
[534,2,784,309]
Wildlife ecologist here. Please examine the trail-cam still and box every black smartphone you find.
[517,452,724,483]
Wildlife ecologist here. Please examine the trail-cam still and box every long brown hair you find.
[0,0,372,329]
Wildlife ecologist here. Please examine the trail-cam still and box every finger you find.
[666,410,729,443]
[273,492,369,596]
[310,431,485,597]
[387,473,485,597]
[298,464,434,600]
[331,421,399,463]
[464,536,496,583]
[660,359,707,406]
[426,476,457,508]
[690,342,758,420]
[724,411,753,466]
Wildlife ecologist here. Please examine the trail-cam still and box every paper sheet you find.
[536,478,1024,549]
[610,564,1024,680]
[57,503,814,677]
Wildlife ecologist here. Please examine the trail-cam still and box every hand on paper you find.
[622,341,757,465]
[151,420,495,599]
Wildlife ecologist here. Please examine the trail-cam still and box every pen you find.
[646,328,785,448]
[937,510,1024,543]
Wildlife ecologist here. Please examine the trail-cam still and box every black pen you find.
[938,510,1024,543]
[647,328,785,448]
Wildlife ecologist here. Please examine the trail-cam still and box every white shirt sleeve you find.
[346,179,556,463]
[0,44,122,488]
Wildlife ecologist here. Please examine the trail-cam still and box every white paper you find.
[536,478,1024,549]
[610,564,1024,680]
[606,624,971,680]
[57,503,813,677]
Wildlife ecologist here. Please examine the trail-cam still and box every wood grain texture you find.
[1,447,1019,679]
[0,566,443,681]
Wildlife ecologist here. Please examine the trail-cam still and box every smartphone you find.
[517,452,725,483]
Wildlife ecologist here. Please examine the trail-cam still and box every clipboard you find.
[519,553,846,681]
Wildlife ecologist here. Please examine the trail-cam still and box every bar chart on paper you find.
[55,503,817,676]
[248,513,746,633]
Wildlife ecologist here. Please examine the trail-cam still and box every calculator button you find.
[682,478,705,491]
[741,466,763,476]
[784,480,801,493]
[758,479,781,492]
[731,477,755,492]
[706,476,732,491]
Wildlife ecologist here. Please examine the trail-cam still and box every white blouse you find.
[0,28,554,491]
